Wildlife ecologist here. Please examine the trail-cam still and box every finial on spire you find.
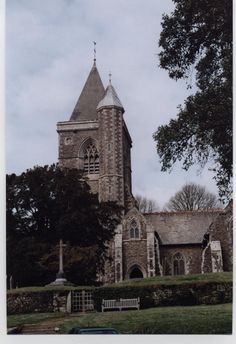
[93,41,96,63]
[109,71,112,84]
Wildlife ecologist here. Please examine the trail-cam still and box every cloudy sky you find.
[5,0,219,208]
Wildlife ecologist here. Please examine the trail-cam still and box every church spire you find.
[70,57,105,121]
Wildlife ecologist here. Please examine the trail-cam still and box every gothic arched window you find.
[173,253,185,275]
[130,220,140,239]
[83,143,99,174]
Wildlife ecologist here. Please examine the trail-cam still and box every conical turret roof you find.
[70,62,105,121]
[97,83,124,111]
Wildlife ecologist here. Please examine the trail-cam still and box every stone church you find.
[57,60,233,284]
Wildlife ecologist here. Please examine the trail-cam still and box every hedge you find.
[93,281,232,311]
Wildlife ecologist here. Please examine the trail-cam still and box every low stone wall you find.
[7,291,70,315]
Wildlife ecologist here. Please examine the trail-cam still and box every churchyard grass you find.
[7,272,232,295]
[111,272,232,287]
[7,303,232,334]
[7,312,66,327]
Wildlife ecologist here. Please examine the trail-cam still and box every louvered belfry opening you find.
[84,143,99,174]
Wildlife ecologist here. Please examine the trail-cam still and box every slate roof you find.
[97,83,124,110]
[70,62,105,121]
[145,210,221,245]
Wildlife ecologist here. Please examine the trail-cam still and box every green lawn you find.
[8,303,232,334]
[7,312,66,327]
[111,272,232,287]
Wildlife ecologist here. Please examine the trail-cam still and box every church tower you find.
[57,58,159,284]
[57,61,133,210]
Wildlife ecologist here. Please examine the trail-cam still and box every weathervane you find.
[109,71,112,84]
[93,41,96,62]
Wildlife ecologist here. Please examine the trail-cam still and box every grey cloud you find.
[6,0,219,207]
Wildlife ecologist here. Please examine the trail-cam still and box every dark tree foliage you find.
[165,183,220,211]
[153,0,232,201]
[7,237,51,288]
[6,164,122,286]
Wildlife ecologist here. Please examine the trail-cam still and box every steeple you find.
[70,62,105,121]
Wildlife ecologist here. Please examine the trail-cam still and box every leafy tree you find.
[135,194,159,213]
[7,237,51,288]
[6,164,122,286]
[40,243,101,286]
[165,183,220,211]
[153,0,232,201]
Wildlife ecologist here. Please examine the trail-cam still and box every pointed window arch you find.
[173,253,185,275]
[80,139,99,174]
[130,220,140,239]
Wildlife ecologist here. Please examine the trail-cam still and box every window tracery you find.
[173,253,185,275]
[130,220,140,239]
[83,143,99,174]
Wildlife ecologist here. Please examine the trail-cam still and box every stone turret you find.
[97,82,126,206]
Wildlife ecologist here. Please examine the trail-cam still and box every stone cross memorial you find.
[49,239,70,286]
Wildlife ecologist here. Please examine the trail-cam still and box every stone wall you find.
[7,291,70,315]
[209,202,233,272]
[58,124,98,166]
[57,121,99,193]
[98,108,125,205]
[202,202,233,273]
[122,124,132,211]
[160,245,203,275]
[123,240,148,278]
[201,243,212,273]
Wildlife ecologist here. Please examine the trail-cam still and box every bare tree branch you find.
[135,194,159,213]
[165,183,221,211]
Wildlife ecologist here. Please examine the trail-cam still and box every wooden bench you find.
[101,298,140,312]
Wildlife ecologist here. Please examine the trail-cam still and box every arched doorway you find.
[129,266,143,279]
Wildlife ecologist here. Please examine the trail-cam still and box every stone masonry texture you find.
[56,62,233,284]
